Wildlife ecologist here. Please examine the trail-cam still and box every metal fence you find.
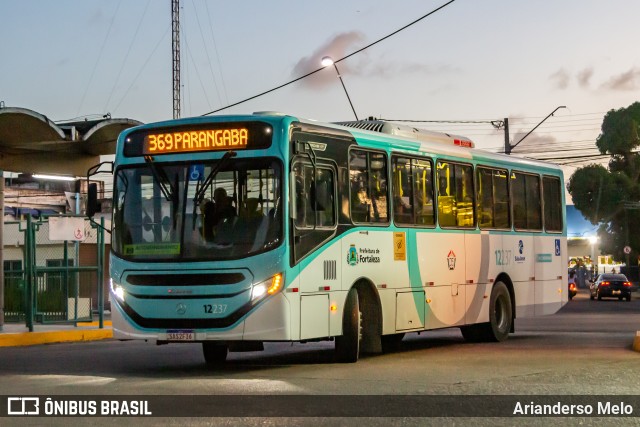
[3,215,106,330]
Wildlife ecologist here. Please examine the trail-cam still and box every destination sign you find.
[123,121,273,156]
[146,128,248,154]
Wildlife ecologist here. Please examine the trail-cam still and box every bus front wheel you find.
[335,288,362,363]
[203,342,228,364]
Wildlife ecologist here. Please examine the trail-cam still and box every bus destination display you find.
[124,122,272,156]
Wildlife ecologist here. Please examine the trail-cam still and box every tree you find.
[567,102,640,263]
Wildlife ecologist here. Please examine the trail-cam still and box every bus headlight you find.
[110,278,126,302]
[251,273,283,302]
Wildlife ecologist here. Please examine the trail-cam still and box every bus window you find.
[293,163,335,229]
[476,167,510,229]
[437,161,475,228]
[349,150,388,224]
[392,156,434,226]
[392,157,413,225]
[512,171,542,231]
[543,175,563,232]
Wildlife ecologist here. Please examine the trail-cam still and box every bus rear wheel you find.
[202,342,228,364]
[335,288,362,363]
[461,281,512,342]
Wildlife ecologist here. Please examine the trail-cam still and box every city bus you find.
[94,112,567,363]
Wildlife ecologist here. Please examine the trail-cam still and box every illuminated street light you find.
[33,174,76,182]
[321,56,359,121]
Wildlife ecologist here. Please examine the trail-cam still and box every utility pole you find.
[504,106,566,155]
[503,118,510,155]
[172,0,181,119]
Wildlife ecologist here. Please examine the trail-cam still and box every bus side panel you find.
[243,293,292,340]
[417,232,466,329]
[504,233,536,318]
[341,231,410,336]
[534,235,564,315]
[298,240,342,338]
[464,231,492,325]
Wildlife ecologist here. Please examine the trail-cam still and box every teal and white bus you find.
[100,112,567,363]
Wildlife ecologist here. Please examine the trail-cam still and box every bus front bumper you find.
[111,293,291,342]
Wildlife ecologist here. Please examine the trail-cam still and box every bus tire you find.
[202,342,228,364]
[335,288,361,363]
[487,281,512,342]
[461,281,512,342]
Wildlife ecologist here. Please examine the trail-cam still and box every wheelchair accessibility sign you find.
[189,164,204,181]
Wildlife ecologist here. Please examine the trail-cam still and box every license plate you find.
[613,290,621,295]
[166,329,195,341]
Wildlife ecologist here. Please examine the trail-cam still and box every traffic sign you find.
[624,246,631,254]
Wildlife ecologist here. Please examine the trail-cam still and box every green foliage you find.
[569,102,640,263]
[567,164,625,223]
[596,102,640,155]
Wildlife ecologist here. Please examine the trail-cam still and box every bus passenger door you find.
[292,160,341,339]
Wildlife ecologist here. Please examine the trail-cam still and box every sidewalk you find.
[0,319,113,347]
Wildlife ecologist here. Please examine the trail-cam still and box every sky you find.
[2,0,640,183]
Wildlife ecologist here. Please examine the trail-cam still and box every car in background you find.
[589,273,632,301]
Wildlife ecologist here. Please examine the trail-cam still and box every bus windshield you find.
[112,157,282,261]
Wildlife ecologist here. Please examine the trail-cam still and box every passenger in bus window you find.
[200,199,216,241]
[212,187,235,225]
[439,177,448,196]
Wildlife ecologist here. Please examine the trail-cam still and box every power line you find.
[112,25,171,115]
[104,0,152,113]
[201,0,457,116]
[190,0,223,107]
[203,0,229,105]
[382,118,492,124]
[77,0,123,116]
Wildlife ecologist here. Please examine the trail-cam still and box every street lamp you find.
[321,56,359,121]
[589,236,598,275]
[504,105,566,154]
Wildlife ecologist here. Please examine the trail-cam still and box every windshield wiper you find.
[193,151,237,206]
[144,155,176,202]
[144,155,180,229]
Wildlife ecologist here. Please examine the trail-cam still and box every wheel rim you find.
[494,295,508,331]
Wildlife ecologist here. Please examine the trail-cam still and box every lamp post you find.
[504,105,566,154]
[589,235,598,277]
[321,56,359,121]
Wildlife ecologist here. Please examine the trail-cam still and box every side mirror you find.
[86,183,101,218]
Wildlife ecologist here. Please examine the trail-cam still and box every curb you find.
[634,331,640,353]
[0,322,113,347]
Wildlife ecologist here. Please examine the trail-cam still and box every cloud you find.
[549,69,570,90]
[292,31,458,90]
[576,67,594,88]
[510,130,557,152]
[601,68,640,91]
[291,32,366,89]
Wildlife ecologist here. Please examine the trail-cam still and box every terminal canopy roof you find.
[0,106,142,176]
